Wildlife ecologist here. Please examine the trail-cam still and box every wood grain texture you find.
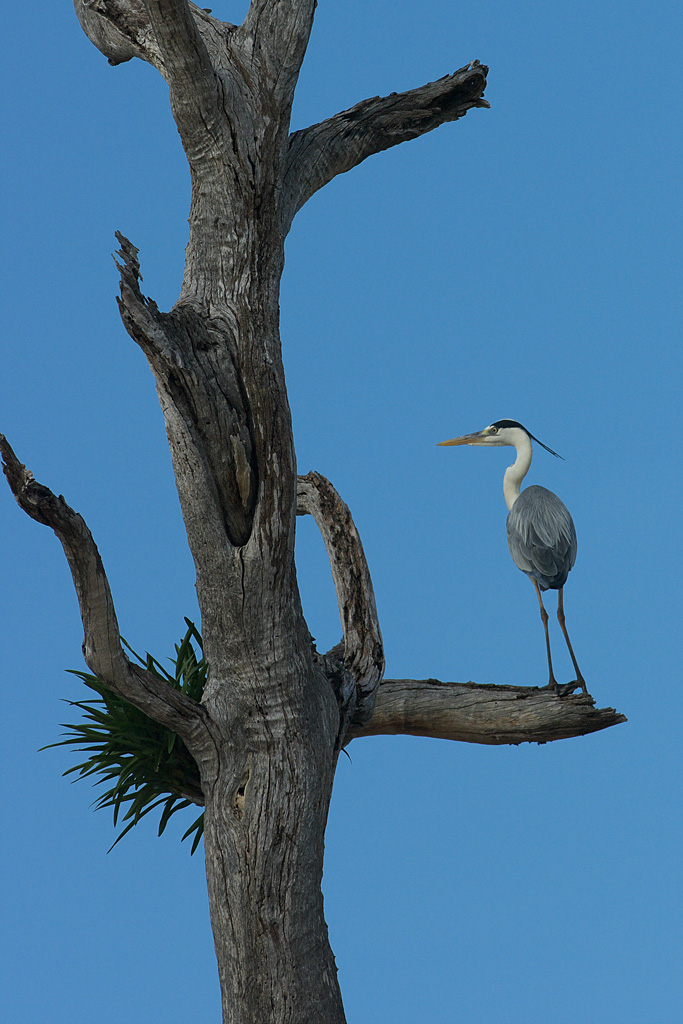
[72,0,162,67]
[239,0,317,96]
[72,1,234,71]
[4,4,566,1023]
[0,435,212,758]
[297,472,384,726]
[348,678,627,745]
[98,8,346,1021]
[283,61,489,230]
[115,234,258,548]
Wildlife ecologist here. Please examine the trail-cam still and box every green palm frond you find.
[43,619,206,854]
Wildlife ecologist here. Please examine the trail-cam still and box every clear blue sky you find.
[2,3,681,1022]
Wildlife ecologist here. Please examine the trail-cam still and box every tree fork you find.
[1,4,627,1023]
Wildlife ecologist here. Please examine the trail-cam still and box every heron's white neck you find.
[503,431,533,511]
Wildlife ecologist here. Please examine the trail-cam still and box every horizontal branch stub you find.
[0,434,213,758]
[346,678,626,746]
[297,472,384,727]
[283,60,490,229]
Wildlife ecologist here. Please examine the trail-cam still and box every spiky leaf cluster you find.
[45,620,206,853]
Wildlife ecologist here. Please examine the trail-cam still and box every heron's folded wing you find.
[506,485,577,588]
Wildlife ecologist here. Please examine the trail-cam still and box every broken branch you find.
[346,677,627,745]
[283,61,489,230]
[0,434,212,756]
[297,471,384,724]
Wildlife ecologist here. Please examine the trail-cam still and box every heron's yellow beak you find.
[437,432,485,447]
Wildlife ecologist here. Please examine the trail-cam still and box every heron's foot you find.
[574,673,588,695]
[538,679,585,697]
[556,679,586,697]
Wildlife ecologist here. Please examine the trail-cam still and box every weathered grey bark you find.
[348,679,626,745]
[0,435,212,756]
[297,471,384,728]
[283,61,490,230]
[0,4,625,1023]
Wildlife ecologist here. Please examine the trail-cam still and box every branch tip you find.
[348,678,627,746]
[283,60,490,228]
[114,231,142,284]
[1,433,211,755]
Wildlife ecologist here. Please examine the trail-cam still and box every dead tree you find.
[1,3,625,1022]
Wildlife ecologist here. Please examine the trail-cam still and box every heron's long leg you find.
[532,579,559,692]
[557,588,587,694]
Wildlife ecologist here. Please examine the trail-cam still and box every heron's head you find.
[437,419,562,457]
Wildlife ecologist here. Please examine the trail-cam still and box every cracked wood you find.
[348,678,626,745]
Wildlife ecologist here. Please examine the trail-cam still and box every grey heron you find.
[438,419,587,695]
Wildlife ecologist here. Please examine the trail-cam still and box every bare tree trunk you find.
[0,4,625,1022]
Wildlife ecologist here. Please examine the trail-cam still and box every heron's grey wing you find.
[506,485,577,590]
